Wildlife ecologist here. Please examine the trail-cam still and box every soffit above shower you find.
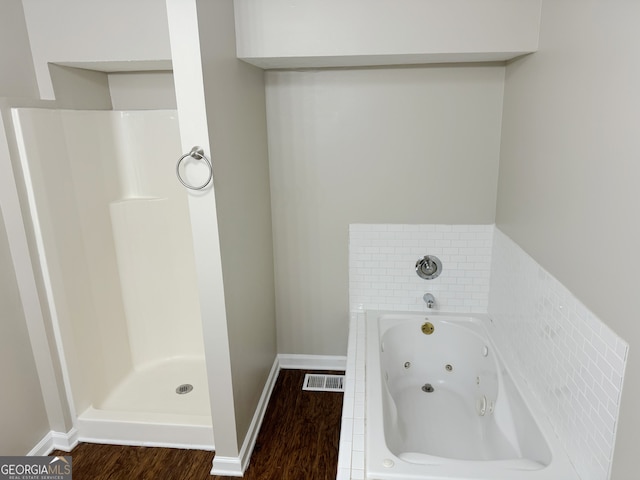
[53,60,173,73]
[233,0,542,70]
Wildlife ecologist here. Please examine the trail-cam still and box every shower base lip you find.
[77,406,214,451]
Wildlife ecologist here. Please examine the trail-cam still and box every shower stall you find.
[12,108,213,448]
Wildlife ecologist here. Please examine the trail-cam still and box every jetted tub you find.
[366,311,579,480]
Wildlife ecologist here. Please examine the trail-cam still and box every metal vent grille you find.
[302,374,345,392]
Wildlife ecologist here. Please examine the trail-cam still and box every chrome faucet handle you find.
[423,293,436,309]
[416,255,442,280]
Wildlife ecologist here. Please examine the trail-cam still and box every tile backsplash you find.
[349,224,493,313]
[489,228,628,480]
[345,224,628,480]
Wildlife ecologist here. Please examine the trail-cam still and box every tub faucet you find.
[423,293,436,309]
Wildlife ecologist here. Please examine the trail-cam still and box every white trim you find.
[277,354,346,371]
[76,409,213,450]
[28,428,79,456]
[28,433,54,456]
[77,437,214,451]
[51,428,79,452]
[237,357,280,472]
[210,455,243,477]
[211,356,280,477]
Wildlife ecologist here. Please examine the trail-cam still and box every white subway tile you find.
[338,443,352,469]
[351,469,365,479]
[610,369,623,391]
[351,450,365,470]
[340,418,354,443]
[353,434,365,452]
[605,347,626,373]
[336,468,351,480]
[614,339,628,361]
[489,228,627,480]
[349,224,492,314]
[342,396,354,418]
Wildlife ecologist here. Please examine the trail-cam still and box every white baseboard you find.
[76,436,214,451]
[51,428,79,452]
[28,434,54,456]
[210,455,243,477]
[278,354,346,371]
[211,356,280,477]
[29,428,79,456]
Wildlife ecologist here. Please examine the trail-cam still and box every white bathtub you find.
[365,311,579,480]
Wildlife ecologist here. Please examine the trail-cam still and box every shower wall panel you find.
[108,111,202,367]
[13,108,127,414]
[13,108,203,414]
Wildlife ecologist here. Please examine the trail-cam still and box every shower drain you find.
[176,383,194,395]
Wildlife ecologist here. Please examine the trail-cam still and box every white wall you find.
[21,0,172,100]
[234,0,541,68]
[266,66,505,355]
[495,1,640,478]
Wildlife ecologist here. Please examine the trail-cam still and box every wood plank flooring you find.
[51,369,343,480]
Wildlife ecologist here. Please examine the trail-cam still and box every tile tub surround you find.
[489,229,628,480]
[349,224,493,313]
[340,224,628,480]
[337,313,366,480]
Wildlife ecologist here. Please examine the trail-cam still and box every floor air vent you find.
[302,374,345,392]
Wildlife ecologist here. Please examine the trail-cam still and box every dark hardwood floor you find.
[51,369,343,480]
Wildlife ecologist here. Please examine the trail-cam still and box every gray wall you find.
[0,0,38,98]
[196,0,277,448]
[266,66,505,355]
[0,207,49,454]
[21,0,172,100]
[0,0,51,454]
[108,72,176,110]
[496,1,640,477]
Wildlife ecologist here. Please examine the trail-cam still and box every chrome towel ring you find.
[176,146,213,190]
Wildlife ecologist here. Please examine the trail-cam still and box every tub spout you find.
[423,293,436,309]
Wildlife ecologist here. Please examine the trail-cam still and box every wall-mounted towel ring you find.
[176,146,213,190]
